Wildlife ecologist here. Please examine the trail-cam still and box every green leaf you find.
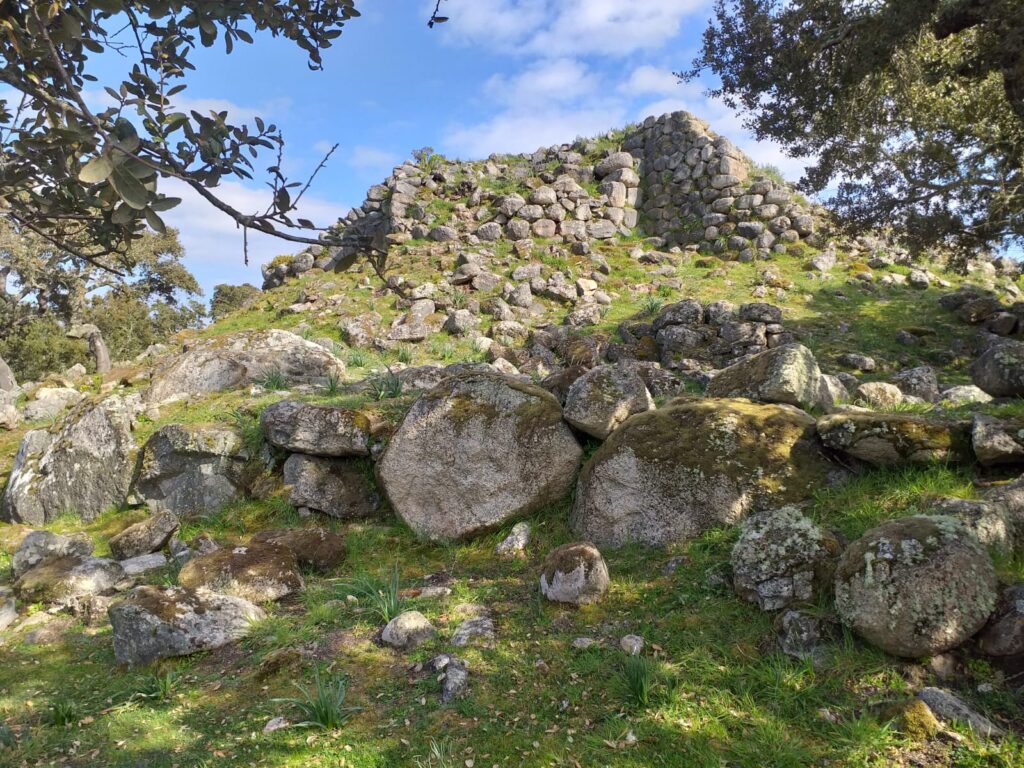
[144,208,167,234]
[111,203,135,225]
[150,196,182,212]
[78,155,113,184]
[109,166,150,210]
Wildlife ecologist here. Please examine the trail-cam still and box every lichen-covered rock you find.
[562,363,654,439]
[381,610,436,650]
[282,454,379,518]
[854,381,904,409]
[377,372,582,541]
[539,542,609,605]
[817,413,971,466]
[571,398,834,547]
[917,687,1004,738]
[109,511,180,561]
[14,555,125,607]
[707,344,828,411]
[834,516,997,658]
[135,425,247,517]
[146,329,345,403]
[1,396,137,525]
[970,339,1024,397]
[260,401,371,456]
[22,386,84,421]
[177,542,303,602]
[925,497,1017,554]
[976,584,1024,657]
[12,530,94,578]
[250,527,347,572]
[731,507,841,610]
[891,366,940,403]
[108,585,265,666]
[971,414,1024,466]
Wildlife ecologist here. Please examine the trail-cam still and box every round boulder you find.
[834,516,998,658]
[970,339,1024,397]
[540,542,609,606]
[377,372,582,541]
[731,507,841,611]
[562,363,655,439]
[571,398,834,547]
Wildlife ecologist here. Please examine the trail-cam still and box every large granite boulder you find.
[22,386,84,421]
[0,354,15,392]
[146,329,346,403]
[817,413,971,467]
[834,516,997,658]
[282,454,380,518]
[109,511,180,561]
[14,555,125,607]
[12,530,94,578]
[706,344,828,411]
[260,401,371,456]
[178,542,303,602]
[109,585,265,666]
[571,398,834,547]
[134,425,247,517]
[970,339,1024,397]
[562,363,655,439]
[377,372,582,541]
[731,507,841,611]
[1,396,137,525]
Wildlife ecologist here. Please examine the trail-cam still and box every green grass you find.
[273,669,359,730]
[338,563,405,623]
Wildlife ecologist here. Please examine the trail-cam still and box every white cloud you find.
[444,106,626,159]
[620,65,682,97]
[436,0,711,57]
[484,58,599,106]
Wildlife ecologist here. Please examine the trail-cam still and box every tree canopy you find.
[0,1,360,272]
[686,0,1024,260]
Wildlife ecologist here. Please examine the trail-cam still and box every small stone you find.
[917,687,1004,738]
[571,637,598,650]
[381,610,436,650]
[619,634,644,655]
[540,542,609,606]
[495,522,530,557]
[263,717,290,734]
[451,616,495,647]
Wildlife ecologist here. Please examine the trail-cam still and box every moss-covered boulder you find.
[260,400,372,456]
[706,344,829,411]
[177,542,303,602]
[817,412,972,466]
[14,555,125,607]
[377,372,582,541]
[970,339,1024,397]
[562,363,655,439]
[731,507,841,610]
[539,542,609,605]
[109,585,265,666]
[834,516,997,658]
[250,527,347,572]
[571,398,834,547]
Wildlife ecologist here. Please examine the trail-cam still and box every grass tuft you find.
[273,669,358,730]
[338,563,405,623]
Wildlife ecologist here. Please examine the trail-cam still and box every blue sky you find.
[102,1,812,297]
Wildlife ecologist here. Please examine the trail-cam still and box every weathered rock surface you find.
[109,511,180,561]
[381,610,436,650]
[135,425,247,517]
[109,585,265,666]
[12,530,93,578]
[0,355,15,392]
[817,413,971,466]
[22,387,83,421]
[177,543,303,602]
[834,516,997,658]
[1,396,137,525]
[971,415,1024,466]
[250,527,347,572]
[14,555,125,607]
[282,454,379,518]
[707,344,828,411]
[260,401,371,456]
[540,542,609,605]
[917,687,1004,738]
[146,329,345,403]
[571,398,834,547]
[562,362,654,439]
[731,507,840,611]
[970,339,1024,398]
[977,584,1024,657]
[377,372,581,540]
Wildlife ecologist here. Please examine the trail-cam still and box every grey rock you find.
[619,634,644,655]
[707,344,827,411]
[0,587,15,630]
[817,412,970,466]
[777,609,829,662]
[941,385,993,406]
[283,453,379,519]
[451,615,495,647]
[109,585,265,666]
[563,363,655,439]
[854,381,903,408]
[135,425,246,517]
[261,401,371,457]
[22,387,83,421]
[917,687,1004,738]
[540,542,609,606]
[891,366,939,403]
[12,530,94,578]
[834,516,997,658]
[972,414,1024,466]
[119,552,168,576]
[0,355,15,391]
[594,152,634,178]
[837,353,876,372]
[970,339,1024,398]
[495,521,530,557]
[178,542,303,602]
[377,372,581,541]
[109,511,179,560]
[428,653,469,702]
[731,507,840,611]
[977,584,1024,657]
[381,610,436,650]
[14,555,125,607]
